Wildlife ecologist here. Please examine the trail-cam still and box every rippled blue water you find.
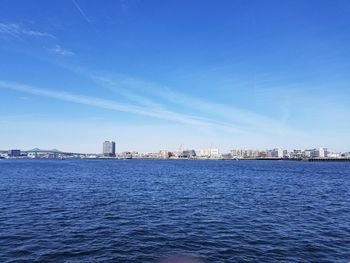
[0,159,349,262]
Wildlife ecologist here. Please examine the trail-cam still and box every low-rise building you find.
[159,150,170,159]
[179,149,196,158]
[271,148,283,158]
[311,148,324,158]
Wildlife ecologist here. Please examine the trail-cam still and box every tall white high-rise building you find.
[103,141,116,157]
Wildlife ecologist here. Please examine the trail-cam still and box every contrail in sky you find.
[72,0,91,24]
[0,80,243,131]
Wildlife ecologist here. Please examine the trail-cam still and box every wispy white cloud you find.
[93,74,300,136]
[92,76,164,109]
[0,23,76,58]
[0,23,55,39]
[0,80,244,131]
[49,45,75,56]
[72,0,91,24]
[43,62,304,138]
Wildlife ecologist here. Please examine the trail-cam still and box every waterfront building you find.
[120,151,132,159]
[271,148,283,158]
[103,141,116,157]
[196,148,220,158]
[210,149,220,158]
[266,150,273,158]
[291,149,303,159]
[196,149,211,158]
[230,149,238,157]
[327,152,341,158]
[179,149,196,158]
[323,148,335,158]
[311,148,324,158]
[219,152,231,159]
[304,149,313,158]
[144,152,161,159]
[159,150,170,159]
[258,151,267,158]
[342,152,350,158]
[230,149,240,158]
[244,149,253,158]
[129,151,142,158]
[8,149,21,157]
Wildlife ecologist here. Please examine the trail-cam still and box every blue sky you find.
[0,0,349,153]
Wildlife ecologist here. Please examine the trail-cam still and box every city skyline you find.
[2,144,349,160]
[0,143,348,157]
[1,1,350,153]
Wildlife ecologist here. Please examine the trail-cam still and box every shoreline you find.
[3,157,350,162]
